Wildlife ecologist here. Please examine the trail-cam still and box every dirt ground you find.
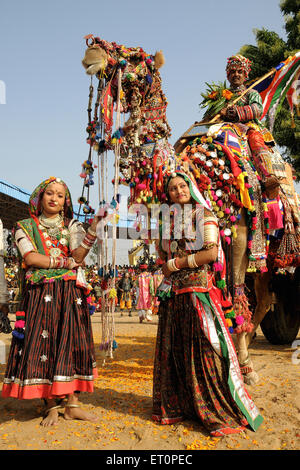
[0,309,299,452]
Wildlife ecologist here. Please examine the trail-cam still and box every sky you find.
[0,0,291,264]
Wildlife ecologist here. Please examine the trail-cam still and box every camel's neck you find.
[136,78,172,147]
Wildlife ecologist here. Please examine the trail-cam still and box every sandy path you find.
[0,311,299,451]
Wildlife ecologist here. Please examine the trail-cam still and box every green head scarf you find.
[164,171,212,212]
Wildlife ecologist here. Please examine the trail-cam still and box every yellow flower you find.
[222,89,233,100]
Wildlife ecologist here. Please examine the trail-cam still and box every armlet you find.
[204,218,218,245]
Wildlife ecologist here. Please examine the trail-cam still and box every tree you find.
[239,0,300,178]
[280,0,300,52]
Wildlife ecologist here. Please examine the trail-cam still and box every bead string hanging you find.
[97,93,115,361]
[104,152,108,270]
[101,69,122,361]
[77,76,97,220]
[98,126,108,364]
[112,69,122,272]
[78,71,107,221]
[78,62,120,362]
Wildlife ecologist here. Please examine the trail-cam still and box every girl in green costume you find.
[2,176,100,426]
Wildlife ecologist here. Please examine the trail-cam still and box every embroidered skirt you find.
[2,279,97,399]
[152,292,263,433]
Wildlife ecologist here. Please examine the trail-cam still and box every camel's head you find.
[81,36,172,207]
[82,35,165,106]
[81,42,108,76]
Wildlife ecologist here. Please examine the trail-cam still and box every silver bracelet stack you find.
[167,258,180,272]
[187,254,198,269]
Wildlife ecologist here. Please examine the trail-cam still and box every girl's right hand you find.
[67,257,82,270]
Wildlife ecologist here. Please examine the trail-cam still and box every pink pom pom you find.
[15,320,25,329]
[247,241,252,249]
[213,262,223,272]
[217,200,223,207]
[225,236,231,244]
[220,230,225,237]
[134,177,139,183]
[224,208,230,214]
[252,217,257,223]
[137,183,146,190]
[86,296,92,303]
[230,215,236,222]
[245,183,251,188]
[153,173,158,180]
[142,160,147,166]
[235,315,244,325]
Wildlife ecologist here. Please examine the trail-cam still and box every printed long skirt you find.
[2,279,97,399]
[152,293,251,433]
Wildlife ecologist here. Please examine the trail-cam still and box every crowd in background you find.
[85,262,163,319]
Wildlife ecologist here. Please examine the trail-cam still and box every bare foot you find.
[64,405,98,422]
[40,402,62,427]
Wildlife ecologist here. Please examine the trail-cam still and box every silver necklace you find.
[39,213,63,239]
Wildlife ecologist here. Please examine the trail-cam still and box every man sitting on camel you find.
[218,54,280,198]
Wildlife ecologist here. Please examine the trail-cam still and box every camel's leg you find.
[233,209,259,385]
[235,331,248,365]
[245,271,273,348]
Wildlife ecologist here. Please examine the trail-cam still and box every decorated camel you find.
[81,36,300,384]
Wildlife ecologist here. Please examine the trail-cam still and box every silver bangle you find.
[187,254,198,269]
[192,254,199,268]
[167,258,180,272]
